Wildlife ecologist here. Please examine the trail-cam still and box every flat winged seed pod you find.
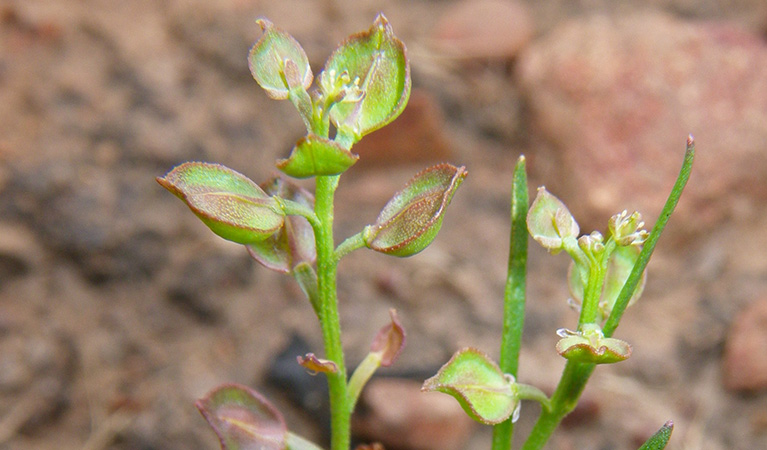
[246,177,316,273]
[527,187,579,253]
[422,348,520,425]
[249,18,313,99]
[277,134,359,178]
[196,383,288,450]
[555,324,632,364]
[363,164,467,257]
[322,13,411,140]
[157,162,284,245]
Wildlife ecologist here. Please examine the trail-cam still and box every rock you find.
[517,12,767,236]
[722,298,767,392]
[430,0,534,61]
[352,90,452,168]
[353,378,475,450]
[0,222,42,280]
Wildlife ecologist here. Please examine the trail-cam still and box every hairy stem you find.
[314,174,350,450]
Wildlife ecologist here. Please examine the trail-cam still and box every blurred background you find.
[1,0,767,449]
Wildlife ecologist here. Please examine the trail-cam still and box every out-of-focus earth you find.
[1,1,767,449]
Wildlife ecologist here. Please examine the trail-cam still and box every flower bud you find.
[609,210,648,246]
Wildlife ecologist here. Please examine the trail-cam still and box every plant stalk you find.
[314,174,350,450]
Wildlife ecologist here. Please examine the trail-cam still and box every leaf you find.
[277,134,359,178]
[157,162,284,244]
[321,13,410,140]
[249,18,312,100]
[638,420,674,450]
[196,383,287,450]
[246,177,316,273]
[363,164,467,257]
[422,348,520,425]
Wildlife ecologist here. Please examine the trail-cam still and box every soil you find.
[1,1,766,450]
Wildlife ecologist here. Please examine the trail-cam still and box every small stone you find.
[0,222,42,279]
[352,90,452,168]
[431,0,534,61]
[723,298,767,392]
[353,378,475,450]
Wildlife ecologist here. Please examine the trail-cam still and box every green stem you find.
[492,156,528,450]
[346,352,382,412]
[334,231,367,262]
[520,362,595,450]
[314,174,350,450]
[603,138,694,337]
[578,261,603,328]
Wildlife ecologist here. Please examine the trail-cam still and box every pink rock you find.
[723,298,767,392]
[517,13,767,236]
[431,0,534,60]
[352,378,475,450]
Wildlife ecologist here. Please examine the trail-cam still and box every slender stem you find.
[314,174,350,450]
[520,362,595,450]
[346,352,381,412]
[577,261,603,328]
[334,231,367,262]
[492,156,528,450]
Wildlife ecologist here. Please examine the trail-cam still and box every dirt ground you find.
[1,1,767,449]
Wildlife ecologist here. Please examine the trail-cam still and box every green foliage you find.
[638,421,674,450]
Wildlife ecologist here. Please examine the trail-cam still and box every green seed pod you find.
[363,164,467,257]
[157,162,284,245]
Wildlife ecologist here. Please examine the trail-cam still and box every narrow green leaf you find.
[492,155,528,450]
[603,136,695,337]
[157,162,284,244]
[363,164,467,257]
[422,348,520,425]
[638,420,674,450]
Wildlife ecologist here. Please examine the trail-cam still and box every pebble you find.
[353,378,475,450]
[722,298,767,392]
[430,0,534,61]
